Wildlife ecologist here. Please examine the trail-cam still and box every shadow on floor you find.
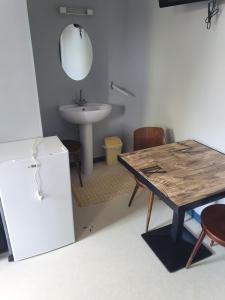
[74,191,172,242]
[189,251,225,268]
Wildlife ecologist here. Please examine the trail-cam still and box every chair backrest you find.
[133,127,166,151]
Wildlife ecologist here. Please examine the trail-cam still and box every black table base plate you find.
[142,225,212,272]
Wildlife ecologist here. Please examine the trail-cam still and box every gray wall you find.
[27,0,128,157]
[0,0,42,143]
[29,0,225,159]
[121,1,155,151]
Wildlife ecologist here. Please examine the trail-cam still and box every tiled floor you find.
[0,170,225,300]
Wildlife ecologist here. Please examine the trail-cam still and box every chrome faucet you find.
[76,89,87,106]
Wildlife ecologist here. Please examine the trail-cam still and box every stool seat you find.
[201,204,225,247]
[186,204,225,268]
[62,139,83,187]
[62,140,81,154]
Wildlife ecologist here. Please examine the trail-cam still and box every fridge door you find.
[0,151,75,261]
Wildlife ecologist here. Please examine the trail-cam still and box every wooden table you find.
[119,140,225,272]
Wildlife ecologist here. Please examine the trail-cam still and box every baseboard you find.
[93,156,105,163]
[69,156,105,167]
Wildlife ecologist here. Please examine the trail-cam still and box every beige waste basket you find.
[103,136,123,165]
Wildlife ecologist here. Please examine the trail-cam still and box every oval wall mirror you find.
[60,24,93,81]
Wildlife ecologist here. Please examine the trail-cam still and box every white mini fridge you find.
[0,136,75,261]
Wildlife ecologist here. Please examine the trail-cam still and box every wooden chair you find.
[62,140,83,187]
[186,204,225,268]
[128,127,166,232]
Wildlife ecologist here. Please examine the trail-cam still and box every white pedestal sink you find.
[59,103,112,175]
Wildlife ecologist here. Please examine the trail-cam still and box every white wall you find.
[123,0,225,208]
[124,0,225,153]
[0,0,42,143]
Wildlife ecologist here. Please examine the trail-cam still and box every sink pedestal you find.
[79,124,93,176]
[59,103,112,176]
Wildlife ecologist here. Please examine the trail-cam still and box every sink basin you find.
[59,103,112,125]
[59,103,112,175]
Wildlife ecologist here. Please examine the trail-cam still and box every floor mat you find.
[71,163,135,207]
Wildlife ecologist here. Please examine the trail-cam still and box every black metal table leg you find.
[171,209,185,242]
[141,209,212,272]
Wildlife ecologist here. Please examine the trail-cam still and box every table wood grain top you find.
[119,140,225,207]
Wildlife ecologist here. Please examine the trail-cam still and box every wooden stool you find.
[186,204,225,268]
[62,140,83,187]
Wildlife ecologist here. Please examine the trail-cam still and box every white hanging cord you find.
[32,139,44,201]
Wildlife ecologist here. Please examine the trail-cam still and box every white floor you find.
[0,186,225,300]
